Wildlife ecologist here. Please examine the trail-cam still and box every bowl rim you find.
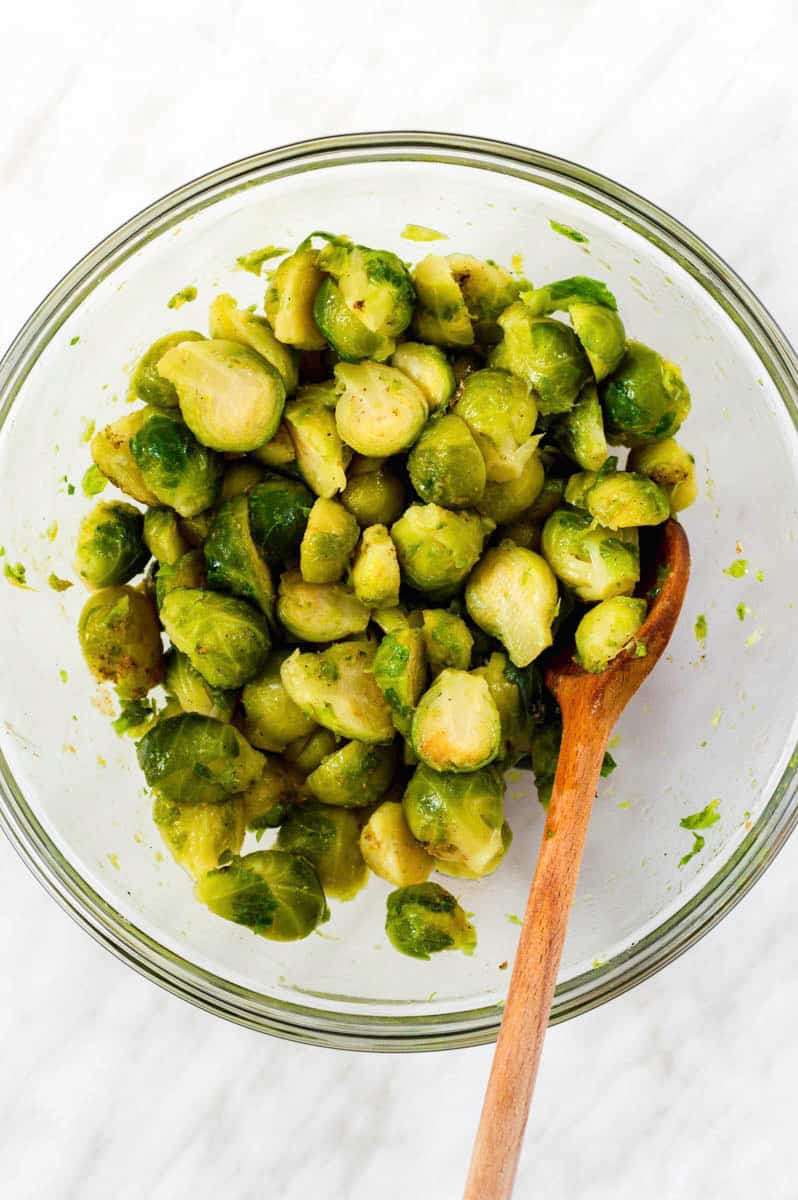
[1,130,797,1052]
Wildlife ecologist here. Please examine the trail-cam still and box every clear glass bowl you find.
[1,133,797,1052]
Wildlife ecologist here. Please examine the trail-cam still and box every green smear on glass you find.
[736,603,750,621]
[69,335,80,347]
[236,245,289,275]
[755,569,765,583]
[167,285,197,310]
[82,465,108,497]
[694,614,707,641]
[48,572,73,592]
[4,561,30,589]
[401,224,448,242]
[46,521,58,542]
[723,559,747,578]
[80,418,96,443]
[679,832,705,867]
[680,798,720,831]
[549,219,589,243]
[506,914,522,926]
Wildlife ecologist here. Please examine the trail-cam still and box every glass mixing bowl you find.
[1,133,797,1051]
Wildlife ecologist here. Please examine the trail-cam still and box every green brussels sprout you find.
[420,609,473,677]
[411,668,501,772]
[541,509,640,602]
[351,524,401,608]
[523,456,568,522]
[137,713,264,804]
[153,793,246,878]
[520,275,617,318]
[317,239,415,349]
[195,850,328,941]
[157,339,286,453]
[626,438,698,512]
[143,507,190,565]
[299,497,360,584]
[251,421,297,469]
[412,255,474,347]
[313,278,394,363]
[373,627,428,736]
[264,247,327,350]
[434,820,513,880]
[177,510,215,548]
[241,650,318,752]
[155,548,207,609]
[91,410,161,506]
[74,501,148,588]
[489,305,591,415]
[334,362,428,457]
[220,459,268,500]
[280,641,395,743]
[284,382,352,498]
[372,605,411,634]
[570,303,626,381]
[563,470,598,510]
[390,342,456,411]
[209,293,299,394]
[277,569,370,642]
[385,881,476,959]
[164,648,237,722]
[129,408,223,518]
[247,474,314,565]
[530,719,561,807]
[454,368,538,483]
[391,504,492,597]
[465,542,559,668]
[305,739,397,807]
[128,331,206,408]
[446,254,520,341]
[282,727,339,776]
[472,651,544,765]
[475,452,545,525]
[204,494,274,618]
[599,341,691,446]
[78,585,164,697]
[341,457,406,528]
[407,413,486,508]
[550,383,608,471]
[585,471,670,530]
[241,758,304,831]
[575,596,648,673]
[359,801,434,887]
[160,588,271,689]
[403,763,506,876]
[277,803,368,901]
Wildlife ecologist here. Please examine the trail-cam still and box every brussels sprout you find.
[599,341,691,446]
[550,383,608,471]
[530,719,562,807]
[541,509,640,602]
[91,411,161,506]
[129,408,223,518]
[155,548,207,609]
[475,452,545,525]
[220,459,268,500]
[157,339,286,453]
[300,497,360,584]
[575,596,648,673]
[472,651,544,765]
[434,820,513,880]
[137,713,264,804]
[313,279,394,363]
[390,343,456,411]
[306,740,397,807]
[407,413,486,508]
[263,246,326,350]
[563,470,598,510]
[489,305,591,415]
[411,669,501,772]
[153,793,246,878]
[177,510,215,548]
[195,850,328,941]
[359,801,434,887]
[500,513,542,552]
[277,803,368,901]
[241,758,304,831]
[128,331,206,408]
[284,382,352,498]
[523,457,568,523]
[373,627,427,736]
[247,474,314,565]
[372,605,411,634]
[455,369,538,483]
[447,254,520,343]
[204,494,274,618]
[209,293,299,394]
[277,569,370,642]
[520,275,617,318]
[385,881,476,959]
[161,588,271,689]
[403,763,506,876]
[391,504,492,597]
[341,457,406,528]
[164,648,237,722]
[282,727,339,775]
[570,303,626,381]
[317,239,415,348]
[334,362,428,457]
[626,438,698,512]
[74,501,148,588]
[143,507,189,565]
[421,609,473,676]
[465,543,559,668]
[351,524,401,608]
[251,422,297,469]
[280,641,395,743]
[241,650,318,752]
[585,471,670,530]
[412,255,474,347]
[78,585,164,697]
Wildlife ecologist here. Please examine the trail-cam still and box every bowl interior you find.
[1,141,797,1046]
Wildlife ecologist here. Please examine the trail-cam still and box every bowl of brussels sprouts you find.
[1,133,797,1051]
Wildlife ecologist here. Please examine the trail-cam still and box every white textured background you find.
[2,2,797,1197]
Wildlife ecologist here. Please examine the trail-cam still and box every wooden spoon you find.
[464,518,690,1200]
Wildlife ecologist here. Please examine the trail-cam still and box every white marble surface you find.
[2,2,798,1196]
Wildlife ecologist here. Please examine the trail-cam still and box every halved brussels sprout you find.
[161,588,271,689]
[523,455,568,522]
[334,362,428,457]
[351,524,400,608]
[143,507,190,565]
[489,305,591,415]
[390,342,456,411]
[403,762,506,876]
[472,651,543,765]
[129,408,223,518]
[575,596,648,673]
[373,627,427,737]
[420,609,473,676]
[391,504,492,597]
[585,471,670,530]
[91,411,161,506]
[164,648,237,722]
[372,605,411,634]
[277,568,370,642]
[359,801,433,887]
[157,339,286,452]
[277,803,368,901]
[177,510,215,548]
[520,275,617,318]
[313,278,394,362]
[195,850,328,941]
[412,255,474,347]
[541,509,640,601]
[251,421,297,469]
[128,331,205,408]
[466,542,559,668]
[599,341,691,446]
[247,474,314,565]
[385,881,476,959]
[137,713,264,804]
[300,497,360,584]
[475,451,545,525]
[570,303,626,381]
[204,494,274,618]
[280,641,395,743]
[411,668,501,772]
[241,758,304,831]
[434,820,513,880]
[282,727,339,776]
[263,247,327,350]
[447,254,519,343]
[220,459,268,500]
[209,293,299,394]
[550,383,608,471]
[78,585,164,697]
[318,239,415,347]
[153,793,246,878]
[626,438,697,512]
[75,501,148,588]
[155,548,207,609]
[563,469,598,510]
[241,650,318,752]
[407,413,486,508]
[341,457,406,528]
[455,368,538,483]
[305,740,397,807]
[284,382,352,498]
